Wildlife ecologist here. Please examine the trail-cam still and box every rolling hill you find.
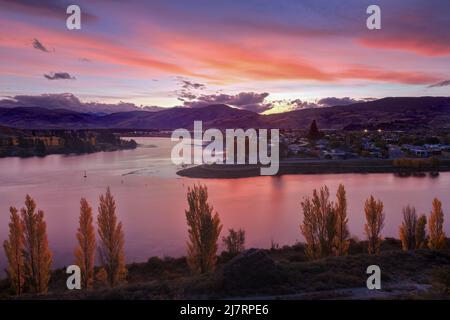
[0,97,449,130]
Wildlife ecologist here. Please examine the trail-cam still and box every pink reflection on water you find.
[0,137,449,272]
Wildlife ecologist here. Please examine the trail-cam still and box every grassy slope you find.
[2,239,450,300]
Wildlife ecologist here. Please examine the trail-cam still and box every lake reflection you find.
[0,137,449,271]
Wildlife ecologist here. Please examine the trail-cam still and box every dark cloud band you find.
[44,72,76,80]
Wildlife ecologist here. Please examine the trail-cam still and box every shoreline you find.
[177,159,450,179]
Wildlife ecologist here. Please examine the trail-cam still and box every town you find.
[0,126,137,157]
[280,120,450,162]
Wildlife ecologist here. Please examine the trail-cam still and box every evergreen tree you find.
[307,120,322,140]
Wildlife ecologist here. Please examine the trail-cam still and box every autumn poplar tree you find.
[415,214,427,249]
[222,228,246,258]
[185,184,222,273]
[97,187,127,287]
[428,198,446,250]
[300,196,320,259]
[21,195,52,293]
[364,195,385,255]
[301,185,336,259]
[3,206,25,295]
[75,198,96,289]
[334,184,350,256]
[399,205,417,251]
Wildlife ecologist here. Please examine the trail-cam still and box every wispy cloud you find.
[274,96,373,112]
[32,38,49,52]
[317,97,364,107]
[428,80,450,88]
[0,93,163,113]
[184,92,273,113]
[1,0,449,107]
[180,80,205,90]
[44,72,75,80]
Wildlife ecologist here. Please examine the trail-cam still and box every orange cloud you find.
[0,19,192,78]
[0,18,443,86]
[357,37,450,57]
[154,31,440,85]
[338,67,440,85]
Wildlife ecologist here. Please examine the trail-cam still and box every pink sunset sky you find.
[0,0,449,114]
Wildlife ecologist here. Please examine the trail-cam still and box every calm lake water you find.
[0,137,449,272]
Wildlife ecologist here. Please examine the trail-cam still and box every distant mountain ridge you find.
[0,97,449,130]
[267,97,450,130]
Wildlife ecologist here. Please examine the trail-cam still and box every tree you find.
[428,198,446,250]
[222,228,245,258]
[97,187,127,287]
[75,198,96,289]
[21,195,52,293]
[34,210,52,293]
[185,184,222,273]
[307,120,322,140]
[3,207,25,295]
[300,196,320,259]
[364,195,385,255]
[399,205,417,251]
[415,214,427,249]
[334,184,350,256]
[301,185,336,259]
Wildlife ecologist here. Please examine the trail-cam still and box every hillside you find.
[3,244,450,300]
[266,97,450,130]
[0,97,449,130]
[0,107,98,129]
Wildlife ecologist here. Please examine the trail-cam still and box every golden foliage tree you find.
[300,185,336,259]
[364,195,385,255]
[75,198,96,289]
[300,196,320,259]
[222,228,245,258]
[428,198,446,250]
[95,267,108,285]
[185,184,222,273]
[399,205,417,251]
[3,206,25,295]
[334,184,350,256]
[21,195,52,293]
[415,214,427,249]
[97,187,127,287]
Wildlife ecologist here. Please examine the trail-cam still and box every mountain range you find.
[0,97,449,130]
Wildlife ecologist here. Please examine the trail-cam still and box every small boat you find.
[83,171,87,178]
